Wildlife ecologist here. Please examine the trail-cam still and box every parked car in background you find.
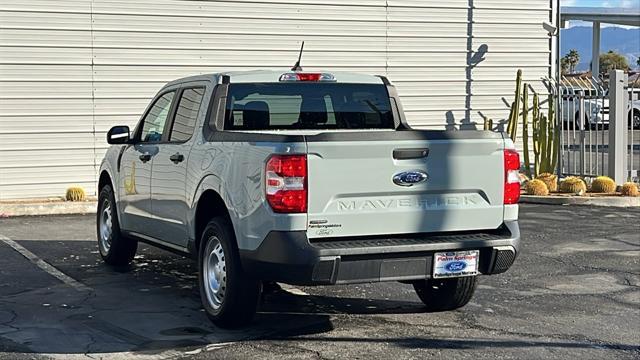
[97,70,521,328]
[560,87,640,130]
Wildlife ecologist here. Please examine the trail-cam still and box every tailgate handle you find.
[393,148,429,160]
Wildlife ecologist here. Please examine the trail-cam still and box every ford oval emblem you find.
[445,261,467,272]
[393,170,428,187]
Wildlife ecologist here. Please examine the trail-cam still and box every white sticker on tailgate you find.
[433,250,479,278]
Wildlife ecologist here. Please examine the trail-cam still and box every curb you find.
[0,201,97,217]
[520,195,640,207]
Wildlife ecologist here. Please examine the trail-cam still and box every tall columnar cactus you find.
[528,92,559,177]
[522,85,531,178]
[507,70,559,177]
[506,70,523,143]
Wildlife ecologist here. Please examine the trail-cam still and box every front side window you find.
[140,91,175,142]
[224,83,394,130]
[170,87,205,142]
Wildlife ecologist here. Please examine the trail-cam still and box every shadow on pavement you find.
[0,239,426,356]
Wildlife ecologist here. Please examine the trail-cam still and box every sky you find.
[561,0,639,8]
[561,0,640,28]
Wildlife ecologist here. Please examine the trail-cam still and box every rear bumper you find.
[239,221,520,285]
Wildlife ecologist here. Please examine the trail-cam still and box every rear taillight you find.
[503,149,521,205]
[265,155,307,213]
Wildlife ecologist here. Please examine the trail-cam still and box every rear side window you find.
[224,83,394,130]
[170,87,205,142]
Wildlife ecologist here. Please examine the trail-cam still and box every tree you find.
[560,57,571,75]
[600,50,629,74]
[561,49,580,74]
[637,57,640,68]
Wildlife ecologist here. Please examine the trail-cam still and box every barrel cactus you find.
[621,182,639,197]
[559,176,587,195]
[525,179,549,196]
[590,176,616,193]
[536,172,558,192]
[65,186,86,202]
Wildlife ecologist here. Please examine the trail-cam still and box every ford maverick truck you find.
[97,70,521,328]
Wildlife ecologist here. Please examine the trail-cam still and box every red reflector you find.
[267,190,308,213]
[503,149,521,205]
[504,182,521,205]
[266,155,307,213]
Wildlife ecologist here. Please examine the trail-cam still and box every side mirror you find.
[107,126,131,144]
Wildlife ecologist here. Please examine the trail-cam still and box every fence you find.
[552,70,639,183]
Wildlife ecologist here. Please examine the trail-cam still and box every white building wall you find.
[0,0,554,199]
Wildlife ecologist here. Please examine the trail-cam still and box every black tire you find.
[630,110,640,130]
[412,276,478,312]
[575,113,591,130]
[198,217,261,328]
[96,185,137,266]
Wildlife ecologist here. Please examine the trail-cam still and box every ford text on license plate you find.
[433,250,479,278]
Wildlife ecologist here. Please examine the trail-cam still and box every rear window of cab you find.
[224,83,395,130]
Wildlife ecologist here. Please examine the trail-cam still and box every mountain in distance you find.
[560,26,640,71]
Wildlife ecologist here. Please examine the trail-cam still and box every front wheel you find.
[96,185,137,266]
[413,276,478,312]
[198,217,261,328]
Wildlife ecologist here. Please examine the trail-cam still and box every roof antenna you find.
[291,41,305,71]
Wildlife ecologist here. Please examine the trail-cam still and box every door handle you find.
[139,153,151,163]
[393,148,429,160]
[169,153,185,164]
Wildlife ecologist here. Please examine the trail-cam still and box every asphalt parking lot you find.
[0,204,638,359]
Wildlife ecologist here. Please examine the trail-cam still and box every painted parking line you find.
[279,283,310,296]
[0,234,91,292]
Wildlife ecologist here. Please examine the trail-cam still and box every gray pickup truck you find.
[97,70,521,328]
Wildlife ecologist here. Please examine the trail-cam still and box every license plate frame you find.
[433,250,479,278]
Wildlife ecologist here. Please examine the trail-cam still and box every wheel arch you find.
[193,188,233,258]
[98,170,113,191]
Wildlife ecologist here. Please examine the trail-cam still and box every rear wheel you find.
[97,185,137,266]
[198,217,261,328]
[630,110,640,130]
[413,276,478,312]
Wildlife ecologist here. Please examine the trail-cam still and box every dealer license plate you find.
[433,250,479,278]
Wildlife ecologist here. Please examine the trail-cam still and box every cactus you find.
[527,92,559,177]
[536,172,558,192]
[508,71,559,177]
[591,176,616,193]
[483,117,493,131]
[525,179,549,196]
[66,186,86,202]
[621,182,639,197]
[506,70,522,142]
[479,112,493,131]
[559,176,587,195]
[522,85,531,178]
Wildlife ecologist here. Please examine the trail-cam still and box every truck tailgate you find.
[305,131,505,239]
